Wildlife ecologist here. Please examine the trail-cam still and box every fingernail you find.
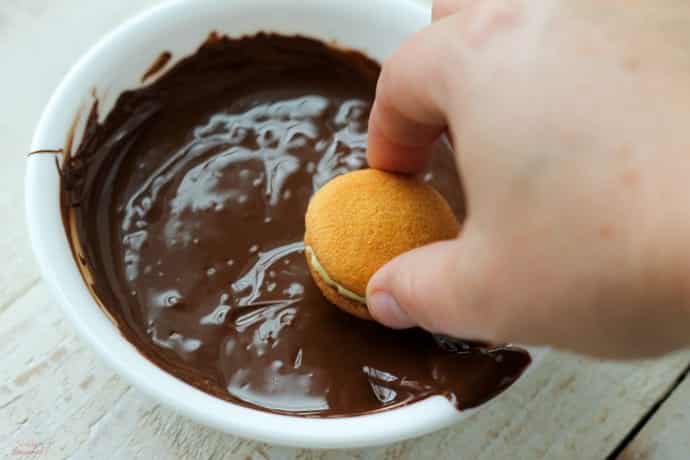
[367,291,414,329]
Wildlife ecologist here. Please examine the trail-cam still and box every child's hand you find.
[366,0,690,358]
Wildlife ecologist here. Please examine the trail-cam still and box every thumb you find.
[366,228,498,342]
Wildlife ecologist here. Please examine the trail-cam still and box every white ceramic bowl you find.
[26,0,546,448]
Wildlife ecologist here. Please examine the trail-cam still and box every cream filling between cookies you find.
[305,246,367,304]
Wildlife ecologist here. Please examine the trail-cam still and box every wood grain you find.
[618,371,690,460]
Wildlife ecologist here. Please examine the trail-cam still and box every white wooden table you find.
[1,1,689,458]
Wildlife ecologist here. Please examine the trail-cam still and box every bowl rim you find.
[25,0,547,449]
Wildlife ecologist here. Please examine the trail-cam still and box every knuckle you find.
[433,0,475,21]
[378,51,408,99]
[472,250,520,344]
[414,249,464,335]
[394,263,424,313]
[432,1,454,21]
[379,37,451,120]
[452,240,509,343]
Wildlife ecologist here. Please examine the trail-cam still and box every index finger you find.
[367,18,456,173]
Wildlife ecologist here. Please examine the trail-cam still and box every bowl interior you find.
[26,0,547,449]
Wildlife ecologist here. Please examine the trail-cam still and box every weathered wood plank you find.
[0,125,40,312]
[618,371,690,460]
[1,283,688,459]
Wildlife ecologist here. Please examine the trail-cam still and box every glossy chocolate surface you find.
[62,34,530,416]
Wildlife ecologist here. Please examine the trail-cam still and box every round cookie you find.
[304,169,460,320]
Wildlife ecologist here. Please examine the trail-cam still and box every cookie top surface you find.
[304,169,461,301]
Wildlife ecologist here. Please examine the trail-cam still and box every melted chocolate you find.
[61,33,530,416]
[141,51,172,83]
